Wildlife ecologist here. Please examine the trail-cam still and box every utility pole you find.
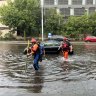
[41,0,44,41]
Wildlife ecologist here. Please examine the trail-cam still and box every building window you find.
[89,7,95,14]
[74,8,85,16]
[58,0,68,5]
[72,0,82,5]
[44,0,54,5]
[86,0,93,5]
[60,8,70,16]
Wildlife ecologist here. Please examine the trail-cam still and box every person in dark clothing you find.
[37,41,45,62]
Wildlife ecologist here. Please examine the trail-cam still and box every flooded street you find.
[0,42,96,96]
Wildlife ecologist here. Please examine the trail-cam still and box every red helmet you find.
[63,37,67,40]
[31,38,36,43]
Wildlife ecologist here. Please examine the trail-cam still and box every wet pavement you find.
[0,42,96,96]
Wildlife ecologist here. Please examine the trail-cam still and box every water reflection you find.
[61,61,70,72]
[28,70,44,93]
[0,42,96,95]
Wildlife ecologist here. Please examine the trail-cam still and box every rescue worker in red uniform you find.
[59,37,73,61]
[29,38,40,71]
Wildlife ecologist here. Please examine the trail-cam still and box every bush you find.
[0,33,16,40]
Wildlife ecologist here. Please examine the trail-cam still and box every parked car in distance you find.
[84,36,96,42]
[41,40,61,54]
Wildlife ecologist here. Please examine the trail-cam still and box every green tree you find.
[65,14,92,39]
[89,12,96,36]
[64,16,79,38]
[0,0,41,37]
[44,9,65,35]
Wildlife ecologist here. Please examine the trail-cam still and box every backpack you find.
[36,43,44,55]
[62,42,69,50]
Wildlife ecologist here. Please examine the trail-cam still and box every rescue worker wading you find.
[59,37,73,61]
[28,38,40,71]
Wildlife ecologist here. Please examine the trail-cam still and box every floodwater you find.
[0,42,96,96]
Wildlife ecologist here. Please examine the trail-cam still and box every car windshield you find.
[42,40,60,46]
[49,35,64,42]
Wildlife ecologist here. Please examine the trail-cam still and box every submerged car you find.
[84,36,96,42]
[41,40,61,54]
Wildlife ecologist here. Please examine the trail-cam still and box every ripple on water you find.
[0,50,96,83]
[0,44,96,95]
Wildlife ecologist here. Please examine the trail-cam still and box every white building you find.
[44,0,96,16]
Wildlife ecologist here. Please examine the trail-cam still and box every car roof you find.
[86,36,96,38]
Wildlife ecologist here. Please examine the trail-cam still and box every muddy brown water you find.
[0,42,96,96]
